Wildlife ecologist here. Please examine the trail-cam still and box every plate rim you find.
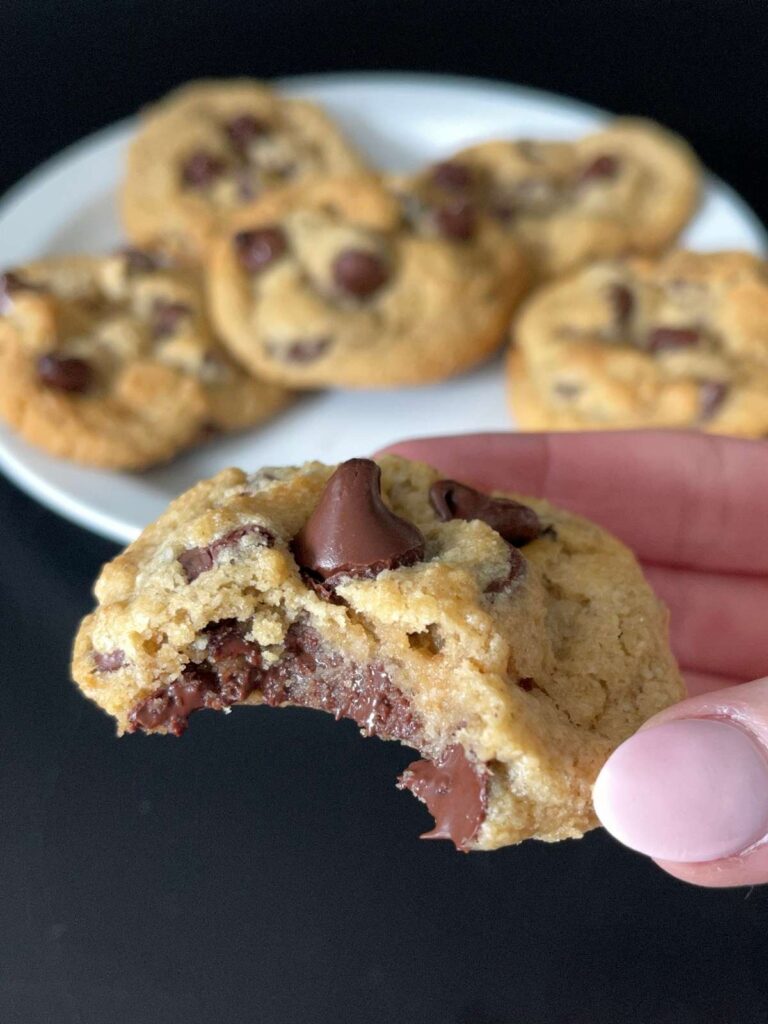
[0,70,765,545]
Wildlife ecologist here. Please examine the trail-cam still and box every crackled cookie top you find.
[508,250,768,437]
[121,79,368,257]
[207,174,528,389]
[396,119,700,279]
[72,455,682,850]
[0,251,293,469]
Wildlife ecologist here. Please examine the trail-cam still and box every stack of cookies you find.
[1,77,764,472]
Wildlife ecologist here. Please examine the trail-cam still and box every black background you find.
[2,3,768,1023]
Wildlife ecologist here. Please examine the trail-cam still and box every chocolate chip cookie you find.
[508,250,768,437]
[121,79,368,258]
[72,455,682,849]
[207,174,528,389]
[397,119,700,279]
[0,251,293,469]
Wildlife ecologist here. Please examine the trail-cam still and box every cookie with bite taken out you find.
[72,454,683,849]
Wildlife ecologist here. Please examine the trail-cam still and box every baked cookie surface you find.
[72,455,682,850]
[208,174,528,389]
[508,250,768,437]
[0,251,293,469]
[399,119,700,279]
[121,79,368,258]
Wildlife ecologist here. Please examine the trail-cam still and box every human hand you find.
[380,431,768,886]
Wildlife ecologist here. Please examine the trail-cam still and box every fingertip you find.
[594,717,768,865]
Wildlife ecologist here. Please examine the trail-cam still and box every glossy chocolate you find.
[429,479,542,546]
[399,745,488,851]
[292,459,425,587]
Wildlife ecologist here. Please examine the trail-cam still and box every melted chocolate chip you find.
[128,618,486,848]
[264,337,331,363]
[431,161,474,192]
[608,282,635,327]
[94,649,125,672]
[398,745,488,851]
[234,227,287,273]
[131,665,222,735]
[129,620,419,745]
[430,480,542,546]
[151,300,191,339]
[181,150,226,188]
[433,199,477,241]
[645,326,701,353]
[332,249,389,299]
[178,525,275,583]
[225,114,271,153]
[37,353,93,393]
[579,154,621,183]
[699,380,729,422]
[518,676,536,692]
[292,459,425,588]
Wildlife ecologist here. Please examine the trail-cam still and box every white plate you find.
[0,72,764,544]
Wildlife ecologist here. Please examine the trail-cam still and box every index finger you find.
[379,431,768,575]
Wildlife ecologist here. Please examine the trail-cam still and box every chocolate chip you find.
[292,458,425,588]
[130,664,223,736]
[181,150,226,188]
[234,227,287,273]
[431,161,474,192]
[94,649,125,672]
[332,249,389,299]
[518,677,536,692]
[264,337,331,363]
[398,745,488,851]
[129,620,420,744]
[225,114,270,153]
[179,524,275,583]
[699,380,729,422]
[608,282,634,327]
[151,300,191,339]
[37,353,93,393]
[578,154,621,183]
[484,547,526,593]
[645,326,701,353]
[430,480,542,546]
[119,248,159,276]
[178,547,214,583]
[433,199,477,241]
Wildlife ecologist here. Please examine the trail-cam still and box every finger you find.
[655,847,768,888]
[380,431,768,575]
[643,565,768,681]
[593,678,768,887]
[684,670,742,697]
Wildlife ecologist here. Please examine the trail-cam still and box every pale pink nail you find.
[593,719,768,863]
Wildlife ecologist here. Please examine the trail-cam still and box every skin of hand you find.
[379,431,768,887]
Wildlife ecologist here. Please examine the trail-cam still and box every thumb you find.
[593,678,768,887]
